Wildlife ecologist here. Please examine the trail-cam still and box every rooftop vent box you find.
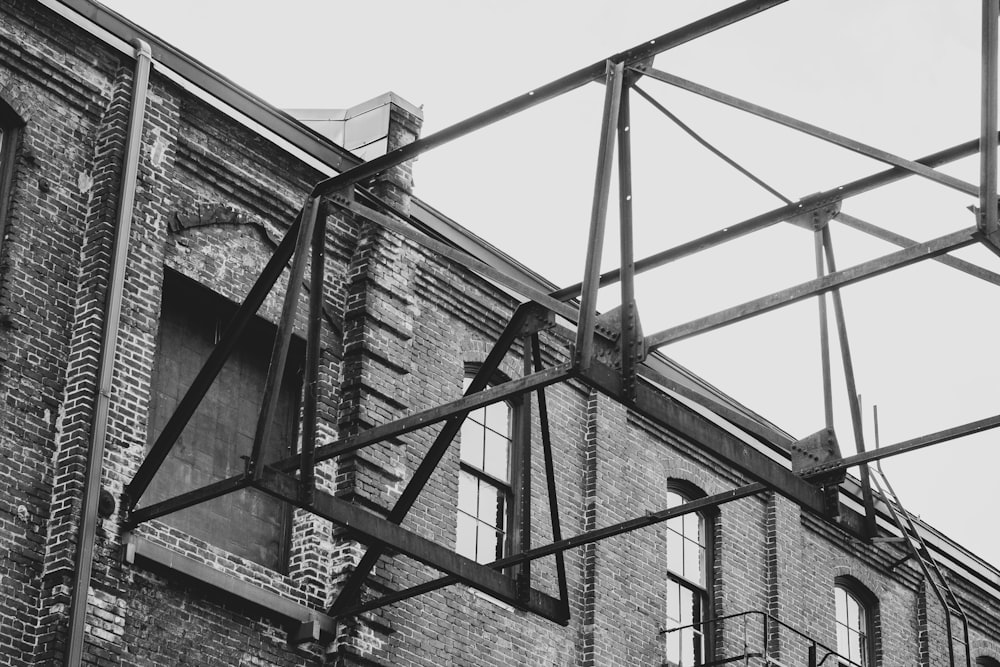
[287,92,422,161]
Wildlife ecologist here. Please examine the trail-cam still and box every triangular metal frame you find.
[121,3,999,654]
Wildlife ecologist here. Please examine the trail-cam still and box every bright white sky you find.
[97,0,999,568]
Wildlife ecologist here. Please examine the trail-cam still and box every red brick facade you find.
[0,2,998,666]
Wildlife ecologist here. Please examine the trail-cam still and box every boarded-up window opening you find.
[146,269,303,571]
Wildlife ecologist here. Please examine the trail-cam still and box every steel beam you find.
[617,84,639,398]
[639,67,979,198]
[309,0,789,200]
[300,202,328,502]
[126,476,250,527]
[814,227,834,429]
[339,482,767,617]
[254,468,567,624]
[581,360,827,515]
[836,212,1000,287]
[248,197,320,478]
[550,134,1000,303]
[576,61,624,370]
[802,412,1000,478]
[645,227,978,349]
[821,226,877,537]
[982,0,999,237]
[532,335,569,609]
[128,363,573,521]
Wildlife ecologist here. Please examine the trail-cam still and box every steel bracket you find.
[787,198,841,231]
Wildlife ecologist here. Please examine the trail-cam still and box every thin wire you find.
[633,83,794,205]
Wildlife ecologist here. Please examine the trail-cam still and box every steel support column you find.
[821,226,877,538]
[532,334,569,609]
[617,82,640,398]
[982,0,999,238]
[576,61,624,370]
[248,196,321,478]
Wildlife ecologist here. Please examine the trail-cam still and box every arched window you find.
[976,658,1000,667]
[0,98,23,256]
[456,372,518,564]
[834,577,876,666]
[664,483,711,666]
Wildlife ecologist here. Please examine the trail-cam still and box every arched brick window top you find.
[976,657,1000,667]
[834,576,877,667]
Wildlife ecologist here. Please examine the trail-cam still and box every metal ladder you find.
[869,408,971,667]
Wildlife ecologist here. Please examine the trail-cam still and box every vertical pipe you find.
[982,0,999,235]
[576,61,624,370]
[300,200,328,503]
[65,39,151,667]
[248,196,321,478]
[821,226,878,538]
[617,84,638,397]
[814,228,834,428]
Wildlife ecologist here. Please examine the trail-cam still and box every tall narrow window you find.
[146,270,302,571]
[664,485,711,666]
[456,374,514,564]
[834,578,875,666]
[0,99,23,258]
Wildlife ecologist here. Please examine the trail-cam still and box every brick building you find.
[0,1,998,666]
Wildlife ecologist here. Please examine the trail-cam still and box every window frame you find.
[455,365,524,566]
[663,480,715,667]
[0,99,24,260]
[834,576,877,667]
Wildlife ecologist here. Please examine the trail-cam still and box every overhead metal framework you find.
[121,1,998,660]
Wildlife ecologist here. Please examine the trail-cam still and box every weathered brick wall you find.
[1,3,1000,667]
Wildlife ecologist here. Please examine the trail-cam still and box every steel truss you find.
[121,0,999,649]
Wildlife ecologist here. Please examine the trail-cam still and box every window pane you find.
[667,527,684,574]
[484,401,509,434]
[457,470,477,514]
[459,420,484,468]
[684,538,705,585]
[456,512,477,560]
[683,512,700,542]
[476,481,500,528]
[483,429,510,480]
[476,524,500,563]
[468,406,487,427]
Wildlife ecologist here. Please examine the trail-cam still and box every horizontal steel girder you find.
[126,362,573,523]
[339,481,768,617]
[309,0,789,200]
[580,360,827,515]
[645,226,977,349]
[254,467,569,624]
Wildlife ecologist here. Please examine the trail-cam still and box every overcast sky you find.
[96,0,1000,568]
